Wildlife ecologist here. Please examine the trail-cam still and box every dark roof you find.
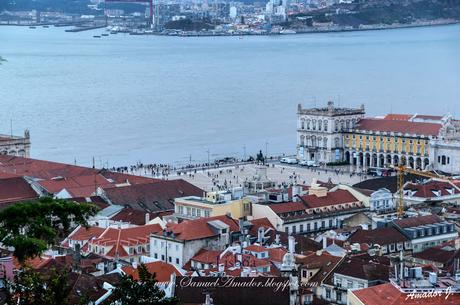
[296,251,342,284]
[353,174,427,193]
[0,176,38,208]
[175,276,290,305]
[333,254,390,282]
[393,214,443,229]
[349,227,408,246]
[412,245,458,265]
[110,207,173,225]
[102,179,203,213]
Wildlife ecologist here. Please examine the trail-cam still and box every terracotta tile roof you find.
[349,227,408,246]
[99,170,160,185]
[393,214,443,228]
[102,179,203,213]
[268,202,307,214]
[244,245,267,252]
[384,114,413,121]
[0,176,38,207]
[0,155,97,180]
[267,247,287,263]
[38,174,114,197]
[0,155,159,187]
[162,215,239,241]
[122,261,181,282]
[299,189,359,208]
[67,226,106,242]
[247,218,275,236]
[412,245,457,265]
[352,282,460,305]
[356,118,442,136]
[404,180,460,198]
[190,249,221,265]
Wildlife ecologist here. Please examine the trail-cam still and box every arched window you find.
[312,136,317,147]
[301,119,305,129]
[312,119,317,130]
[300,135,305,146]
[324,120,328,131]
[335,120,339,131]
[340,120,345,130]
[441,155,446,165]
[318,120,322,131]
[307,119,311,130]
[346,120,350,129]
[323,137,328,148]
[335,137,340,148]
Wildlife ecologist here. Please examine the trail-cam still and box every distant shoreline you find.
[1,19,458,38]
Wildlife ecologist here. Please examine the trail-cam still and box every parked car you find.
[299,160,319,167]
[280,157,298,164]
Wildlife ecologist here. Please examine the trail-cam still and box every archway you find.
[408,156,415,169]
[423,158,430,170]
[416,157,422,170]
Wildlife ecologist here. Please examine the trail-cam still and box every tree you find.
[5,267,72,305]
[0,197,98,263]
[109,264,179,305]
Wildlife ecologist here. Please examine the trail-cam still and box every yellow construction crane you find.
[389,164,458,218]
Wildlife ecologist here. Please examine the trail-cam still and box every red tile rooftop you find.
[190,249,221,264]
[161,215,239,241]
[299,189,359,208]
[268,201,307,214]
[244,244,267,252]
[0,176,39,207]
[122,261,181,282]
[356,118,442,136]
[351,282,460,305]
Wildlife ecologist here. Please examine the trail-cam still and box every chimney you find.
[322,236,328,249]
[275,234,280,245]
[292,185,301,202]
[145,213,150,224]
[257,227,264,244]
[288,236,296,254]
[132,261,138,269]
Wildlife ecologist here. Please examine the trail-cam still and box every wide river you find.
[1,24,459,167]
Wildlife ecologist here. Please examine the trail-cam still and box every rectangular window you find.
[307,223,311,231]
[176,258,180,265]
[300,224,304,232]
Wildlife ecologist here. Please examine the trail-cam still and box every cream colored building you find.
[0,129,30,157]
[173,189,252,220]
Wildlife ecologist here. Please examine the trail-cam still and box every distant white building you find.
[369,188,395,214]
[297,101,364,164]
[0,129,30,157]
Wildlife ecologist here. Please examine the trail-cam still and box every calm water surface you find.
[1,24,459,167]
